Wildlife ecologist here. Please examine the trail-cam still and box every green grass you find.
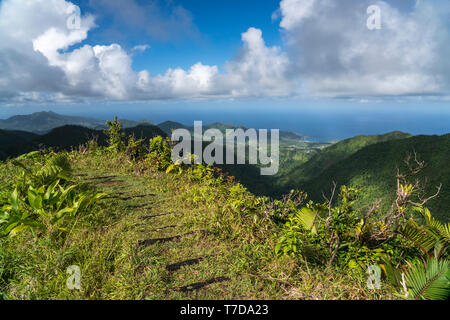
[0,150,397,300]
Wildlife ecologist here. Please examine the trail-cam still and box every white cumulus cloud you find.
[0,0,295,102]
[0,0,449,103]
[220,28,296,97]
[277,0,450,97]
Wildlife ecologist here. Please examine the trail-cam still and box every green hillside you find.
[0,130,34,147]
[157,121,190,135]
[0,130,37,160]
[0,150,389,299]
[223,131,411,197]
[0,111,106,134]
[220,131,449,224]
[34,125,107,149]
[0,111,155,134]
[3,130,39,142]
[279,131,412,189]
[301,134,450,222]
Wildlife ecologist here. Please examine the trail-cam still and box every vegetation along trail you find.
[0,120,448,300]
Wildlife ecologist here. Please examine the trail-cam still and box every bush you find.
[125,135,146,161]
[274,186,415,268]
[145,136,172,171]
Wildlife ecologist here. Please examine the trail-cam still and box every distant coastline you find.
[1,107,449,142]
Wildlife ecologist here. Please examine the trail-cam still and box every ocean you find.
[82,103,450,142]
[3,101,449,142]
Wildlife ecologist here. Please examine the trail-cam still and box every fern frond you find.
[398,220,437,257]
[412,207,450,258]
[404,258,450,300]
[294,207,319,234]
[47,154,72,174]
[11,160,33,174]
[34,164,62,181]
[415,207,450,242]
[33,155,72,185]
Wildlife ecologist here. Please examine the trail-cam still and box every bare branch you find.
[409,184,441,207]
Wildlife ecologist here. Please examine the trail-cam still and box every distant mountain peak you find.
[0,111,155,134]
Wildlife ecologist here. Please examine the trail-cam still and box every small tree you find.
[105,116,125,152]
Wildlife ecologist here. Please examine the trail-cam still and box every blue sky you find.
[0,0,449,132]
[69,0,284,73]
[68,0,417,74]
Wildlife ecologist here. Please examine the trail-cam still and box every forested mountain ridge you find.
[0,124,166,160]
[278,131,412,188]
[298,134,450,222]
[0,111,155,134]
[223,131,449,223]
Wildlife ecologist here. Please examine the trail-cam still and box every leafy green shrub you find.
[0,152,107,238]
[274,186,415,269]
[78,137,101,155]
[274,204,322,257]
[145,136,172,171]
[12,153,72,194]
[0,180,107,237]
[272,180,449,300]
[378,207,450,299]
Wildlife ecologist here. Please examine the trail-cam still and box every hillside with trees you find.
[295,134,450,223]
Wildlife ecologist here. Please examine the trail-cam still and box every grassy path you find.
[0,153,394,300]
[72,163,281,300]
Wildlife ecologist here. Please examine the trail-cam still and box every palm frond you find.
[418,207,450,244]
[404,258,450,300]
[398,220,437,257]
